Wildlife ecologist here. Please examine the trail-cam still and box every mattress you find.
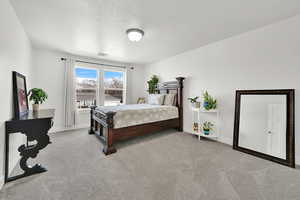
[95,104,179,128]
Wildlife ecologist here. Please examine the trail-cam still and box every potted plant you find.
[203,91,217,110]
[188,96,200,108]
[147,75,159,94]
[28,88,48,112]
[202,121,214,135]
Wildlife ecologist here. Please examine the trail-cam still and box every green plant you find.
[203,91,217,110]
[28,88,48,104]
[188,96,199,103]
[202,121,214,131]
[147,75,159,94]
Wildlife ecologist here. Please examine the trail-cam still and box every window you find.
[104,71,125,106]
[75,65,126,109]
[75,68,98,109]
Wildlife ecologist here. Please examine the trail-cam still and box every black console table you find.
[5,109,55,183]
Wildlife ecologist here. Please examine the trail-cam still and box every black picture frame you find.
[233,89,295,168]
[12,71,29,119]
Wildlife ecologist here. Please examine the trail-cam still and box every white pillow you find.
[164,94,176,106]
[148,94,165,105]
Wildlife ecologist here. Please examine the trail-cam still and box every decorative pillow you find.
[148,94,165,105]
[164,94,176,106]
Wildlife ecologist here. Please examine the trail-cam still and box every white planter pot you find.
[32,104,39,112]
[191,102,201,108]
[195,102,201,108]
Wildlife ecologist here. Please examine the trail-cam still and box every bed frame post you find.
[176,77,185,131]
[89,106,96,134]
[103,112,117,155]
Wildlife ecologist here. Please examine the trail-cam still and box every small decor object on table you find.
[188,96,201,108]
[203,91,217,110]
[202,121,214,135]
[28,88,48,112]
[147,75,159,94]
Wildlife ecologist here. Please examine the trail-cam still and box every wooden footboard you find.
[89,106,117,155]
[89,106,180,155]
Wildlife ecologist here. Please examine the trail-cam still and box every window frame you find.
[74,66,99,110]
[74,63,127,110]
[102,68,127,106]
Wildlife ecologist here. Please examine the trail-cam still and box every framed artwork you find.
[12,71,29,119]
[137,97,146,104]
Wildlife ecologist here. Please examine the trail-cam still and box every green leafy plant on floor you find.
[203,91,217,110]
[28,88,48,104]
[147,75,159,94]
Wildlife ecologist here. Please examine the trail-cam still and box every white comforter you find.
[96,104,179,128]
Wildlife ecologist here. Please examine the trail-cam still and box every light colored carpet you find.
[1,129,300,200]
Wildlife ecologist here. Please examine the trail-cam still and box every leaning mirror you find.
[233,90,295,168]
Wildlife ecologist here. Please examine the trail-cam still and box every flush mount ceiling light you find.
[126,28,144,42]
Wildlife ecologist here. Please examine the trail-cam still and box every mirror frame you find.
[233,89,295,168]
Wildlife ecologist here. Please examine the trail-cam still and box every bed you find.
[88,77,185,155]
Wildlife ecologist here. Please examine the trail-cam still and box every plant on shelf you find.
[202,121,214,135]
[147,75,159,94]
[28,88,48,112]
[203,91,217,110]
[188,96,198,103]
[188,96,201,108]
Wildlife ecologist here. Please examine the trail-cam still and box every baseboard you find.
[295,156,300,166]
[184,129,232,145]
[49,124,89,133]
[218,137,232,146]
[0,176,4,190]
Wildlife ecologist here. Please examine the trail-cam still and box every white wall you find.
[127,65,147,103]
[145,15,300,164]
[31,48,66,131]
[32,47,146,132]
[0,0,32,187]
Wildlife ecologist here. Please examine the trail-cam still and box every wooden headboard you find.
[156,77,185,131]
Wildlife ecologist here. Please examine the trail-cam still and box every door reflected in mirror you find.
[239,95,286,159]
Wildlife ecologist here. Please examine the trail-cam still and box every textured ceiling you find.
[10,0,300,64]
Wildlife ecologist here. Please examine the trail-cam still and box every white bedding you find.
[96,104,179,128]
